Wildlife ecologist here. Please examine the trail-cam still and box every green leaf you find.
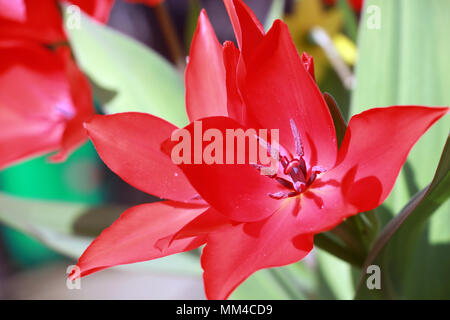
[0,192,89,235]
[355,135,450,299]
[316,249,356,299]
[351,0,450,298]
[230,269,293,300]
[337,0,358,42]
[351,0,450,215]
[230,262,318,300]
[63,6,188,127]
[184,0,201,52]
[265,0,285,31]
[0,193,201,275]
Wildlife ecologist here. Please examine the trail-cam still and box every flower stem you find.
[314,233,364,267]
[153,3,186,71]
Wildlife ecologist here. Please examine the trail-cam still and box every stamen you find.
[283,158,307,177]
[311,165,327,174]
[268,191,290,200]
[281,156,289,169]
[265,121,327,199]
[276,177,294,190]
[289,119,304,157]
[283,159,301,175]
[307,166,327,185]
[250,163,277,178]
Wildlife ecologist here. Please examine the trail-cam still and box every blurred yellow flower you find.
[333,33,357,65]
[285,0,350,82]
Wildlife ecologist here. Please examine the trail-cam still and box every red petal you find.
[185,10,227,122]
[223,0,264,58]
[69,0,115,23]
[201,199,314,300]
[49,119,88,163]
[223,41,245,124]
[50,48,95,162]
[0,110,64,170]
[324,106,449,213]
[301,52,316,81]
[85,113,198,202]
[289,106,448,236]
[0,0,66,43]
[0,0,26,22]
[349,0,363,12]
[162,116,284,222]
[243,20,337,169]
[74,201,208,278]
[0,42,74,169]
[172,208,233,241]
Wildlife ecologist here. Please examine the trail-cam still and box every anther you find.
[269,190,300,200]
[307,166,327,185]
[250,163,277,178]
[276,177,294,190]
[268,191,290,200]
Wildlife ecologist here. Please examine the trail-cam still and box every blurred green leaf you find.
[265,0,285,31]
[351,0,450,299]
[63,6,188,127]
[230,269,293,300]
[231,262,318,300]
[0,192,89,235]
[316,249,355,299]
[337,0,358,42]
[184,0,201,52]
[0,193,201,275]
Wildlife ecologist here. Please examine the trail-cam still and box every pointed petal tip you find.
[223,40,237,49]
[83,114,103,132]
[47,152,67,163]
[198,8,208,20]
[197,8,213,32]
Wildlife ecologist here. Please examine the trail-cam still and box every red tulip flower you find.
[0,0,115,44]
[0,0,168,168]
[0,41,95,169]
[0,0,168,44]
[71,0,448,299]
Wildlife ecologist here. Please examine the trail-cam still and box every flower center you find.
[267,119,326,200]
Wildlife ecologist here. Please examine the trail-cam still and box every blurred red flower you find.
[0,42,95,169]
[70,0,448,299]
[0,0,115,43]
[0,0,166,44]
[0,0,170,168]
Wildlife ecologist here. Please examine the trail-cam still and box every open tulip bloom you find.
[71,0,448,299]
